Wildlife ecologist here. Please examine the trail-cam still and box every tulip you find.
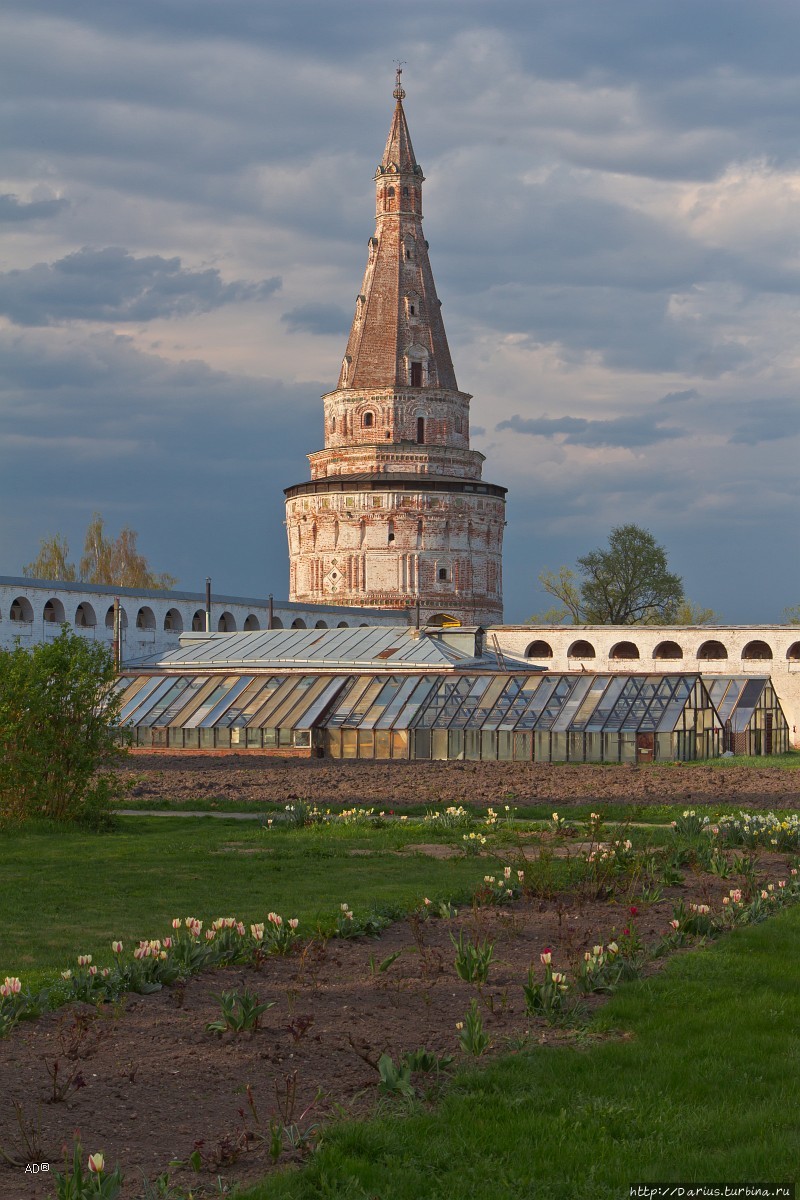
[77,954,92,968]
[288,918,299,929]
[111,941,123,955]
[87,1153,104,1175]
[540,950,551,965]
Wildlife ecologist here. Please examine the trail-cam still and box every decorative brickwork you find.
[285,76,506,625]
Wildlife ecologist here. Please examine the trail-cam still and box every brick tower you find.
[284,73,506,625]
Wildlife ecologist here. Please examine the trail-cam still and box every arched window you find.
[315,620,328,628]
[525,640,553,659]
[567,640,595,659]
[271,618,284,629]
[105,605,128,630]
[44,598,66,623]
[438,567,448,582]
[697,640,727,660]
[362,411,374,428]
[742,640,773,660]
[218,612,237,632]
[136,606,156,630]
[387,519,395,544]
[191,609,206,632]
[787,642,800,662]
[10,596,34,622]
[416,415,425,441]
[387,186,395,198]
[337,621,349,628]
[75,602,96,628]
[653,640,683,660]
[164,608,183,632]
[331,416,336,433]
[610,641,640,660]
[291,618,307,629]
[244,614,260,631]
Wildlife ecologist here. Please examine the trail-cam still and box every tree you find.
[671,599,722,626]
[22,534,77,582]
[0,628,129,827]
[784,605,800,625]
[21,513,177,590]
[534,524,684,625]
[79,513,177,589]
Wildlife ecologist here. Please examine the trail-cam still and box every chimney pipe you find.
[205,577,212,633]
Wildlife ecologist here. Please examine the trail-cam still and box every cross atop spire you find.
[393,63,406,102]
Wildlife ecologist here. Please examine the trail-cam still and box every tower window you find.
[416,415,425,443]
[363,411,374,428]
[411,362,423,387]
[331,416,336,432]
[403,186,409,197]
[387,519,395,544]
[387,186,395,197]
[438,568,448,581]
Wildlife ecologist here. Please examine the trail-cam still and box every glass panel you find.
[413,729,431,759]
[568,732,585,761]
[395,679,438,729]
[341,730,357,759]
[138,678,195,728]
[550,676,595,732]
[584,733,602,762]
[391,730,408,759]
[199,728,214,748]
[449,677,494,728]
[481,730,498,760]
[357,730,374,758]
[216,728,230,748]
[584,677,628,732]
[327,731,341,758]
[619,734,636,763]
[497,731,514,761]
[374,677,426,728]
[263,728,278,748]
[464,730,481,760]
[513,731,532,761]
[182,728,200,749]
[199,676,253,728]
[448,729,465,760]
[550,732,567,761]
[535,731,550,761]
[570,677,612,730]
[375,730,391,759]
[278,728,292,746]
[119,677,171,723]
[431,729,449,760]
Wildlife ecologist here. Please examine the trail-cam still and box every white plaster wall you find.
[492,626,800,750]
[0,578,399,664]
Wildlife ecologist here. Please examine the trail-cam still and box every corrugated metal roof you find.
[146,626,531,672]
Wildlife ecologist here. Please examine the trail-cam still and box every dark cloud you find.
[281,303,350,336]
[0,193,70,222]
[658,388,700,405]
[496,412,686,448]
[728,401,800,445]
[0,248,281,326]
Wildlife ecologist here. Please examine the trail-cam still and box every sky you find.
[1,0,799,625]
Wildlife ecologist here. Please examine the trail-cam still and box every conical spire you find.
[380,69,418,176]
[336,76,458,392]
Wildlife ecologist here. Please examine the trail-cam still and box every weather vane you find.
[393,61,406,101]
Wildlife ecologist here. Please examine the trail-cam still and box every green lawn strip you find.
[0,818,560,984]
[241,906,800,1200]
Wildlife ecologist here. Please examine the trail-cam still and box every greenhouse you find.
[116,627,789,763]
[705,677,789,756]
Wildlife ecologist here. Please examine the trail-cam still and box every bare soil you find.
[119,756,800,812]
[2,846,796,1199]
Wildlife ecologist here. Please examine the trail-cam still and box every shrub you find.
[0,626,129,827]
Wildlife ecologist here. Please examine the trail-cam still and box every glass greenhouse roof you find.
[114,670,758,736]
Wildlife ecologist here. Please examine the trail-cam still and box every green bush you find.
[0,626,129,828]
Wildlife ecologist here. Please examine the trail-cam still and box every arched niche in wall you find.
[218,612,237,632]
[75,602,97,628]
[10,596,34,622]
[44,597,66,623]
[610,641,640,660]
[742,640,773,660]
[567,640,595,659]
[525,639,553,659]
[136,606,156,631]
[697,640,727,660]
[244,614,260,631]
[653,640,683,660]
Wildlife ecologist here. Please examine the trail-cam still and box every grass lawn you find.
[242,904,800,1199]
[0,816,540,985]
